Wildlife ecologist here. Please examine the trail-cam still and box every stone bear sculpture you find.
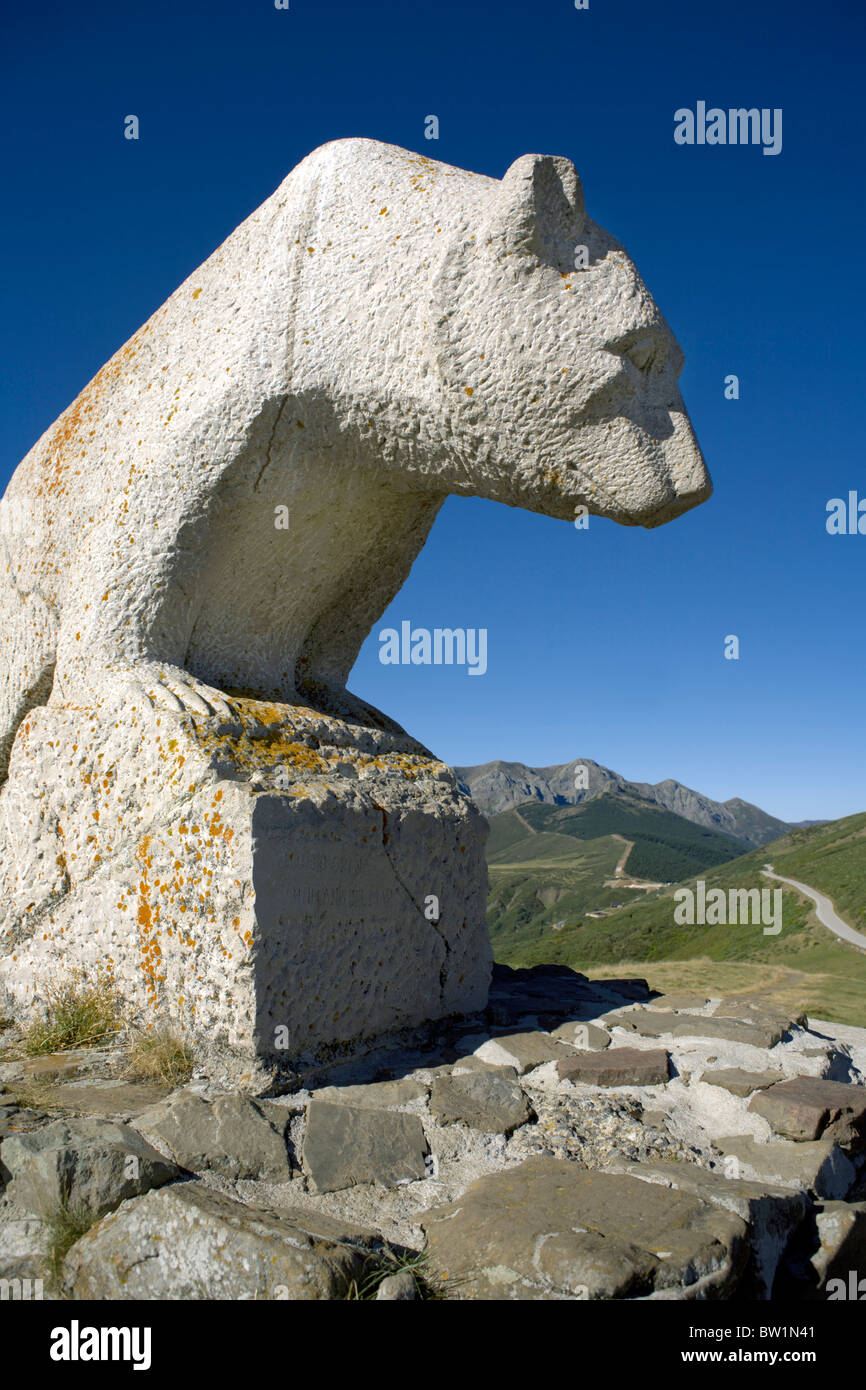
[0,139,711,1083]
[0,137,709,777]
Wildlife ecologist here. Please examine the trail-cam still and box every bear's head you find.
[430,152,712,528]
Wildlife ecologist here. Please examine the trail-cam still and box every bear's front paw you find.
[143,670,233,719]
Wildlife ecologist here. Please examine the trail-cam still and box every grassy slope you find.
[491,811,866,1027]
[487,834,626,960]
[514,794,750,880]
[762,814,866,932]
[485,792,753,962]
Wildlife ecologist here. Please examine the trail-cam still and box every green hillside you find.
[486,809,540,859]
[487,834,627,960]
[489,810,866,1027]
[485,791,750,963]
[762,814,866,933]
[513,793,750,880]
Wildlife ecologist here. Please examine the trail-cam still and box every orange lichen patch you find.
[136,836,163,1004]
[37,318,157,501]
[180,695,442,786]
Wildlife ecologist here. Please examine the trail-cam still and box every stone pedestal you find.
[0,694,491,1088]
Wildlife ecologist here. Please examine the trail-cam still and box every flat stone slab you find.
[302,1100,428,1193]
[597,979,651,1003]
[2,1117,182,1219]
[614,1009,788,1049]
[644,993,711,1013]
[449,1056,519,1078]
[557,1047,671,1088]
[715,1135,856,1200]
[135,1089,293,1181]
[472,1031,576,1075]
[712,997,807,1030]
[430,1071,533,1135]
[748,1077,866,1148]
[310,1079,429,1110]
[421,1157,747,1300]
[62,1183,375,1300]
[701,1068,784,1098]
[33,1080,171,1119]
[0,1051,93,1084]
[621,1159,806,1298]
[550,1021,610,1051]
[486,970,649,1029]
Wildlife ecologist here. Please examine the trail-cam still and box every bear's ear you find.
[485,153,586,265]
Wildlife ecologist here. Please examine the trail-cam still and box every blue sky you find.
[1,0,863,822]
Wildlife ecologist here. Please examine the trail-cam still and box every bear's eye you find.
[625,337,657,373]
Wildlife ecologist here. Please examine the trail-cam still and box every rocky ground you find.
[1,964,865,1300]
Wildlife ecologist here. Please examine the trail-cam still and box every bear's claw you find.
[146,673,233,719]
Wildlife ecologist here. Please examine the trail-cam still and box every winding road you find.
[762,866,866,951]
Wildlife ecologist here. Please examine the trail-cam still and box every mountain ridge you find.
[453,757,799,849]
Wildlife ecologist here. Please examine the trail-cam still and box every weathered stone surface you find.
[0,1051,90,1085]
[302,1101,428,1193]
[644,993,710,1013]
[430,1071,533,1135]
[550,1020,610,1050]
[62,1183,375,1300]
[2,1117,181,1219]
[135,1089,293,1181]
[473,1031,575,1075]
[712,998,807,1033]
[701,1068,784,1098]
[748,1077,866,1149]
[0,1203,51,1282]
[310,1079,428,1110]
[450,1055,519,1078]
[0,139,710,1081]
[34,1081,170,1120]
[422,1158,747,1300]
[622,1159,806,1298]
[558,1047,671,1088]
[376,1269,419,1300]
[0,1108,45,1142]
[599,979,652,1003]
[810,1201,866,1289]
[615,1010,787,1049]
[715,1135,856,1200]
[485,966,603,1026]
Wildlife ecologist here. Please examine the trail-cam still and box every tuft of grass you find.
[125,1028,195,1087]
[343,1249,448,1301]
[44,1197,100,1289]
[22,967,121,1056]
